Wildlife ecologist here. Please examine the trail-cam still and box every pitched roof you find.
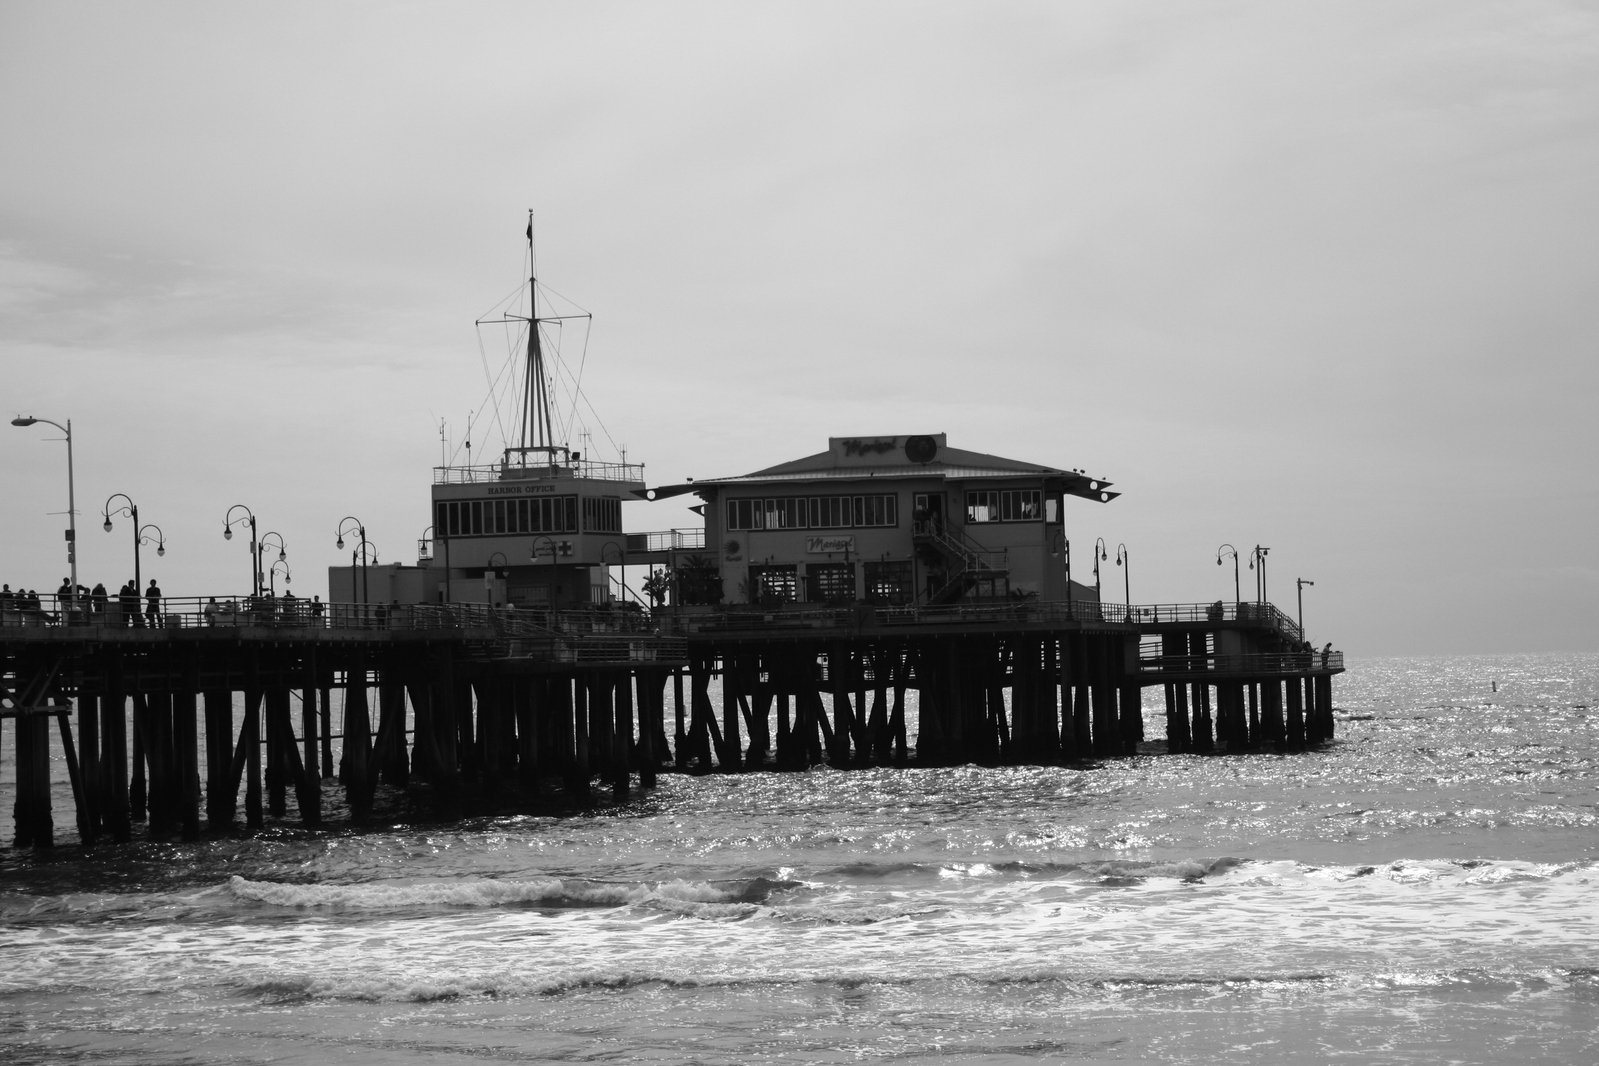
[645,435,1118,503]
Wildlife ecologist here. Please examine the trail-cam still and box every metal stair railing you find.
[915,521,1009,604]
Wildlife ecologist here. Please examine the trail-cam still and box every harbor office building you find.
[652,434,1117,608]
[329,452,647,608]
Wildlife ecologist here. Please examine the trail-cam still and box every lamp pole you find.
[335,517,369,606]
[12,416,77,612]
[1251,545,1271,603]
[223,504,259,596]
[1093,537,1107,604]
[602,541,627,606]
[1115,542,1130,613]
[1053,530,1072,612]
[269,559,292,596]
[421,525,451,603]
[1217,544,1240,605]
[1297,578,1314,637]
[532,536,563,613]
[103,493,142,596]
[257,532,287,594]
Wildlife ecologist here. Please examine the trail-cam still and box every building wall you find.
[702,476,1083,606]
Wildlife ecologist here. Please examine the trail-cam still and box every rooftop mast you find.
[520,210,557,465]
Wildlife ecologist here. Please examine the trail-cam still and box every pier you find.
[2,592,1341,848]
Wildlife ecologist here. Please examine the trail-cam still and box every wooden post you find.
[1261,679,1285,750]
[204,688,235,831]
[129,691,149,823]
[636,671,660,788]
[242,687,263,829]
[301,656,322,823]
[612,672,632,799]
[264,686,289,819]
[76,691,101,842]
[173,689,200,841]
[1285,675,1306,749]
[342,667,372,822]
[101,684,131,843]
[12,711,53,848]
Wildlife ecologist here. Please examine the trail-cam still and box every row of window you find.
[748,560,915,606]
[726,494,899,532]
[726,490,1056,533]
[436,494,620,538]
[965,489,1045,524]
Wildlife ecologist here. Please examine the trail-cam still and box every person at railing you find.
[204,597,219,626]
[144,579,163,628]
[310,595,324,626]
[119,580,141,627]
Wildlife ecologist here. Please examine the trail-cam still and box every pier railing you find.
[433,457,646,485]
[0,596,688,663]
[660,599,1307,638]
[1137,650,1345,677]
[625,528,707,553]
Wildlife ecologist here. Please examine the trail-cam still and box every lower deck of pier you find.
[3,626,1341,848]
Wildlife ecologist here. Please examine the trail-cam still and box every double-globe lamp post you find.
[1115,542,1130,614]
[336,517,371,606]
[11,415,77,611]
[223,504,259,596]
[1092,537,1108,604]
[103,494,166,598]
[1216,544,1241,605]
[1297,577,1314,639]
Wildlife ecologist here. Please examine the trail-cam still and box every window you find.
[434,494,580,538]
[808,563,855,605]
[583,495,622,533]
[726,494,898,531]
[864,560,913,605]
[749,564,797,605]
[966,489,1043,523]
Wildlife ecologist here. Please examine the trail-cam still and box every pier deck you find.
[3,596,1340,849]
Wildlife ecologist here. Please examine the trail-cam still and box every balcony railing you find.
[433,457,646,485]
[624,528,707,553]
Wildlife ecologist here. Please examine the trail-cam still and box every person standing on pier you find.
[57,577,73,624]
[145,578,162,628]
[119,580,140,626]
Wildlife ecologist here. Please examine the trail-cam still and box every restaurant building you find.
[653,433,1117,608]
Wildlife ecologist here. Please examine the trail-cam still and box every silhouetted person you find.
[119,581,141,626]
[91,582,108,618]
[145,579,162,627]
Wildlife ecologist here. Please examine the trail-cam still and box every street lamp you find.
[103,493,144,593]
[269,559,292,596]
[1217,544,1240,604]
[601,541,626,606]
[1250,545,1271,603]
[223,504,259,596]
[420,524,452,603]
[335,517,370,605]
[1115,543,1130,613]
[1297,578,1314,638]
[257,532,287,590]
[1092,537,1108,605]
[531,535,569,611]
[1051,530,1072,611]
[12,416,77,614]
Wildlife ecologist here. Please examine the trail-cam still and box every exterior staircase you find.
[914,520,1009,605]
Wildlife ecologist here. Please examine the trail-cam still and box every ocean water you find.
[2,652,1596,1064]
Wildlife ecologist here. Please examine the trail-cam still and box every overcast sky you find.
[3,0,1596,658]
